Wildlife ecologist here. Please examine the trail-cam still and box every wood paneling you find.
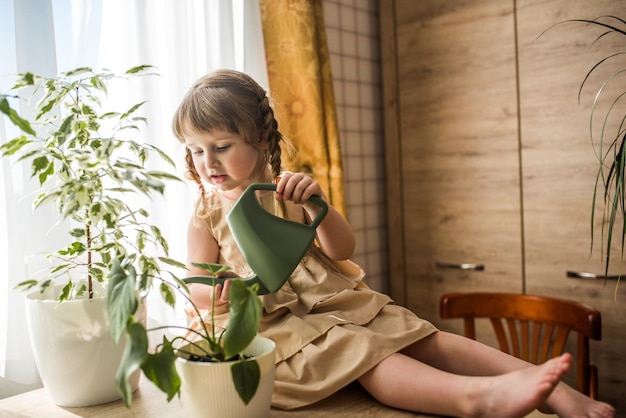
[380,0,626,409]
[381,0,523,335]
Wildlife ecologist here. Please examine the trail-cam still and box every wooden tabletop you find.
[0,378,430,417]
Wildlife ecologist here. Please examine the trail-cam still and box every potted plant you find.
[544,16,626,285]
[110,262,276,418]
[0,66,183,406]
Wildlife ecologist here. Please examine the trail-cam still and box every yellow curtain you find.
[259,0,346,216]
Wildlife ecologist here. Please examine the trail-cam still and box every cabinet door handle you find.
[566,271,621,280]
[436,261,485,271]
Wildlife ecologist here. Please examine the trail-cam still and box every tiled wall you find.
[322,0,388,292]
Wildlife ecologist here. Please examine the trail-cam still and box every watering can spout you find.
[183,275,270,295]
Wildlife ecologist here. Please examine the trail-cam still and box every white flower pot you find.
[24,286,143,407]
[176,336,276,418]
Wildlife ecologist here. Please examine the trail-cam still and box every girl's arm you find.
[186,215,231,309]
[275,172,356,260]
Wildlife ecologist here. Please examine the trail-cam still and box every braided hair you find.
[172,69,294,217]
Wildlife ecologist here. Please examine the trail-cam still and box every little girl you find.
[172,69,615,418]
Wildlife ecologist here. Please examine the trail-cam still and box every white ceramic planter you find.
[176,336,276,418]
[24,286,143,407]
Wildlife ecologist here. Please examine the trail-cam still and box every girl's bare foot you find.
[468,353,571,418]
[543,381,615,418]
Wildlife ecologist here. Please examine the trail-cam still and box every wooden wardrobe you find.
[380,0,626,409]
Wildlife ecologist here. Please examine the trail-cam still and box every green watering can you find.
[183,183,328,295]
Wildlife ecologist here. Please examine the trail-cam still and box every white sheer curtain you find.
[0,0,268,398]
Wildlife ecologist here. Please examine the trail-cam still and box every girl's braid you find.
[256,87,296,220]
[184,149,207,198]
[258,94,283,179]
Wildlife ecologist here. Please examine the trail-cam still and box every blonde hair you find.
[172,69,294,217]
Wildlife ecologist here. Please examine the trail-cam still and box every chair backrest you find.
[439,292,601,399]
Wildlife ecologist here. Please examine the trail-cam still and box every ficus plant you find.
[1,68,266,408]
[0,65,183,301]
[109,262,264,408]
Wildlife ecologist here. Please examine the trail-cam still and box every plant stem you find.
[87,221,93,299]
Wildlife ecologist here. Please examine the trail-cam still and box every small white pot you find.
[25,286,143,407]
[176,336,276,418]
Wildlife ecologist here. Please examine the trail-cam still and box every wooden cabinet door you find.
[517,0,626,407]
[381,0,522,335]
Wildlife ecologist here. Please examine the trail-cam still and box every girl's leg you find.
[398,331,615,418]
[401,330,534,375]
[358,350,570,418]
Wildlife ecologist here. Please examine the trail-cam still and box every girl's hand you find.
[274,171,356,260]
[275,172,321,205]
[211,279,231,306]
[210,269,239,306]
[188,272,235,310]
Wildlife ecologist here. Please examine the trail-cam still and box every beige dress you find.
[188,188,438,410]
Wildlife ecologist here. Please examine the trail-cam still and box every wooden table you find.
[0,379,431,417]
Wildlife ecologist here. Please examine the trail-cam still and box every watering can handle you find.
[248,182,329,229]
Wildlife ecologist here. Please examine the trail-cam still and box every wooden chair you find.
[439,292,601,399]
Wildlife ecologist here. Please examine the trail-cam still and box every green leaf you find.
[69,228,86,238]
[57,241,86,256]
[90,75,107,93]
[75,282,87,297]
[38,279,53,292]
[136,231,146,252]
[147,171,182,181]
[191,262,232,275]
[32,156,54,185]
[143,177,165,194]
[159,281,176,307]
[125,64,156,75]
[38,162,54,186]
[0,136,32,156]
[88,266,105,282]
[231,359,260,405]
[65,67,93,77]
[121,101,146,119]
[222,279,261,359]
[159,257,187,270]
[115,321,149,408]
[50,264,70,274]
[138,269,150,291]
[107,259,138,344]
[13,279,38,291]
[100,111,118,119]
[58,114,73,135]
[170,274,189,292]
[90,202,103,223]
[32,190,59,209]
[0,97,36,135]
[13,72,35,87]
[37,95,61,118]
[141,337,181,402]
[32,156,48,173]
[59,281,73,301]
[151,146,177,168]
